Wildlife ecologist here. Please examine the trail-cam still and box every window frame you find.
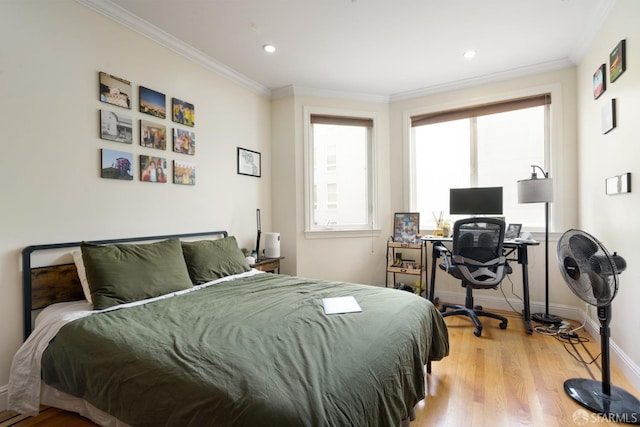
[303,106,380,237]
[403,84,562,234]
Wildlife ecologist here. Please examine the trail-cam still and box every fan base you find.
[565,378,640,424]
[532,312,562,325]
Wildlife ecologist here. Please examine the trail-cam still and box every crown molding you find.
[76,0,271,98]
[390,58,574,102]
[568,0,616,63]
[271,85,390,103]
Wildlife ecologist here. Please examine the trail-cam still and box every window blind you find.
[311,114,373,127]
[411,94,551,127]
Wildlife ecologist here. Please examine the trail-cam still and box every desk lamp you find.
[517,165,562,325]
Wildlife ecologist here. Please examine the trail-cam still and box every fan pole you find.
[532,201,562,325]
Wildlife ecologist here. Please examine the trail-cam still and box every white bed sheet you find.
[8,269,263,420]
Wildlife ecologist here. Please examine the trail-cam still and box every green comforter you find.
[42,274,449,427]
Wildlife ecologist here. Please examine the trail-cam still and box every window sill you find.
[305,228,382,239]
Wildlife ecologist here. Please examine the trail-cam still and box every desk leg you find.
[518,245,533,335]
[428,243,440,305]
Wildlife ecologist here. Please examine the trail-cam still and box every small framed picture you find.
[100,149,133,180]
[609,39,626,83]
[172,98,195,127]
[174,160,195,185]
[100,110,132,144]
[593,64,606,100]
[140,155,168,183]
[393,212,420,244]
[601,98,616,134]
[237,147,261,177]
[99,72,131,109]
[506,224,522,239]
[173,128,195,155]
[139,86,166,119]
[140,120,167,150]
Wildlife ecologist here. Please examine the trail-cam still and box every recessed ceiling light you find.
[463,50,476,59]
[263,44,276,54]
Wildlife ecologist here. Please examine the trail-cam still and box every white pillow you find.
[72,250,93,305]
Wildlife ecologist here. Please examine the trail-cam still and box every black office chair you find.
[438,217,510,337]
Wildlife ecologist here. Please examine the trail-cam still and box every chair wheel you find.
[499,320,508,329]
[473,327,482,337]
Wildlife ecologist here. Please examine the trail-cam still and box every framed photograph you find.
[139,86,166,119]
[601,98,616,134]
[174,160,195,185]
[593,64,606,99]
[100,110,132,144]
[100,149,133,180]
[609,39,626,83]
[173,128,196,155]
[506,223,522,239]
[172,98,195,127]
[99,72,131,109]
[140,155,168,183]
[393,212,420,244]
[237,147,261,177]
[140,120,167,150]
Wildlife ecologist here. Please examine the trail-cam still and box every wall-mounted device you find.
[605,173,631,195]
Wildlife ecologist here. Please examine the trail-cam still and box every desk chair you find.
[438,217,510,337]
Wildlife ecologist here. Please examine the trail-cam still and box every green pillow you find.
[181,236,250,284]
[82,238,193,310]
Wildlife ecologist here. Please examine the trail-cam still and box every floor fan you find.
[556,229,639,424]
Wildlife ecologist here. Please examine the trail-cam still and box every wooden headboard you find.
[22,230,228,340]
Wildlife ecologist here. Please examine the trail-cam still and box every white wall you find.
[576,0,640,392]
[0,0,271,393]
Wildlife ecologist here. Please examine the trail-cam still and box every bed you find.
[9,231,449,427]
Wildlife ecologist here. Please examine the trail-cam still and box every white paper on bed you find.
[7,269,263,416]
[322,296,362,314]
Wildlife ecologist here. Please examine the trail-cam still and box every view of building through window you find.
[413,105,547,230]
[311,123,371,229]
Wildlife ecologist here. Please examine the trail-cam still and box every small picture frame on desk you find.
[506,224,522,239]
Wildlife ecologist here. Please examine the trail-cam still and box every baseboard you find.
[436,290,640,396]
[0,384,7,412]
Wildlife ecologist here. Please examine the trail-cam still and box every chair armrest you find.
[435,243,452,271]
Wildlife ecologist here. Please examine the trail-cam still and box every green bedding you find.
[41,274,449,427]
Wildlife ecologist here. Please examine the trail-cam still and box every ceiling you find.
[86,0,614,100]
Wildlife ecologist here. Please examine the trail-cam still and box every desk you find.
[422,236,539,335]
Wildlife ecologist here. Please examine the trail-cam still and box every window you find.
[305,108,377,233]
[410,94,551,230]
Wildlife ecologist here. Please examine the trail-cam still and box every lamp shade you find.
[517,177,553,203]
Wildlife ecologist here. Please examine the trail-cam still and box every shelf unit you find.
[385,237,426,296]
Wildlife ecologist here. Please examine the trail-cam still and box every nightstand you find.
[250,257,284,273]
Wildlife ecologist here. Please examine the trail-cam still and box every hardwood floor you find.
[415,308,640,426]
[2,308,638,426]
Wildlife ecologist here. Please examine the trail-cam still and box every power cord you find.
[540,303,601,366]
[498,273,524,317]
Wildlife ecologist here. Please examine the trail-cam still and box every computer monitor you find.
[449,186,503,215]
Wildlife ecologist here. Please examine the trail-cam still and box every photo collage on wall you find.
[593,39,626,135]
[98,71,196,184]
